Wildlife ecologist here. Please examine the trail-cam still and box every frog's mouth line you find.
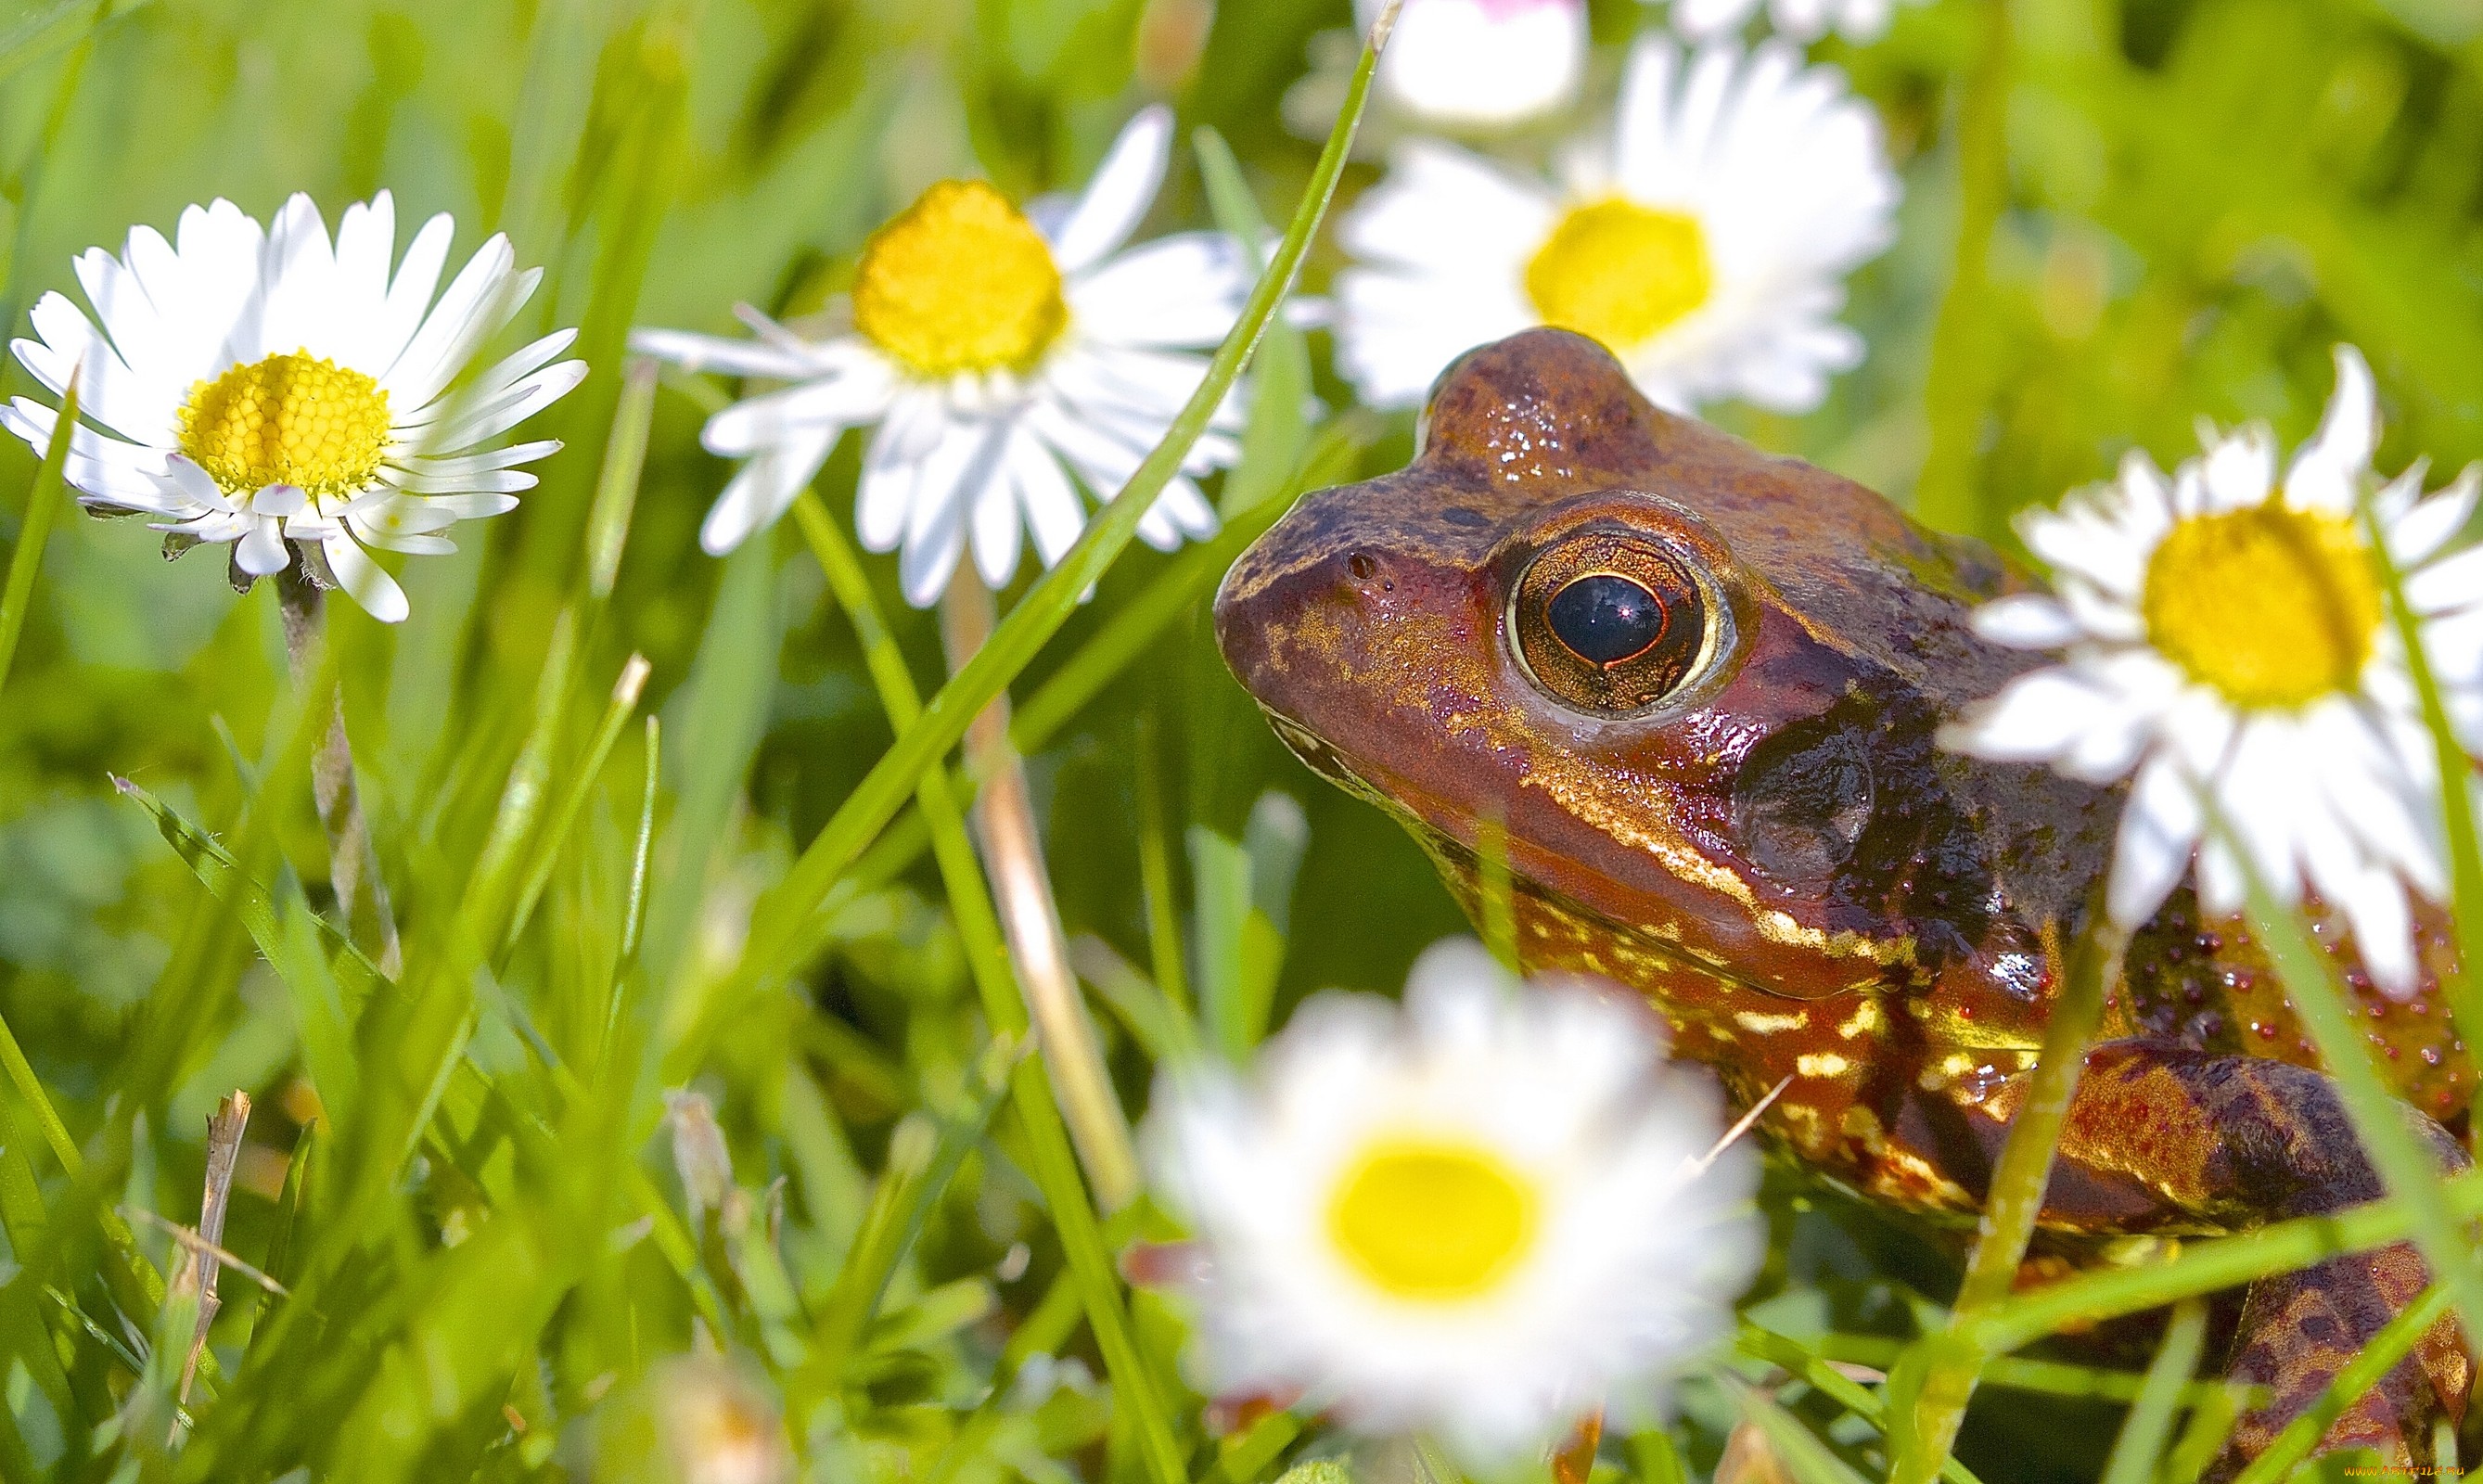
[1262,710,1384,800]
[1259,704,1790,1003]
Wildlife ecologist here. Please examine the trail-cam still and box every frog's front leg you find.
[1952,1039,2473,1475]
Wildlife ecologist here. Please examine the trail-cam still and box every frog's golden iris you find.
[1509,524,1714,716]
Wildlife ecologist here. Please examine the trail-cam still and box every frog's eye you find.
[1510,533,1715,716]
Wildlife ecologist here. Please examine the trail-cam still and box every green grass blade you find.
[736,8,1392,1001]
[621,712,659,970]
[1737,1325,1986,1484]
[1892,903,2126,1483]
[0,372,74,702]
[803,1041,1013,1384]
[114,777,372,1118]
[1961,1163,2483,1356]
[503,653,651,955]
[0,1002,80,1180]
[1631,1429,1689,1484]
[1193,124,1310,520]
[2360,501,2483,1119]
[2099,1298,2208,1484]
[839,416,1368,905]
[1133,713,1194,1022]
[586,356,659,601]
[1721,1372,1872,1484]
[1816,1334,2242,1408]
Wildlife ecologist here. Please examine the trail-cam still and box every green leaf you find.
[2099,1298,2208,1484]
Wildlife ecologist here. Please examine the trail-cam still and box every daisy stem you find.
[939,569,1144,1212]
[275,563,403,978]
[2358,501,2483,1133]
[1890,900,2125,1484]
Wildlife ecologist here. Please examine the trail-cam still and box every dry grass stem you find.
[939,571,1142,1210]
[179,1091,251,1409]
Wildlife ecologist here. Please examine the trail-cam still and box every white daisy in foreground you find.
[1145,939,1759,1462]
[3,192,582,622]
[1941,346,2483,995]
[1335,36,1896,413]
[632,105,1248,607]
[1667,0,1916,44]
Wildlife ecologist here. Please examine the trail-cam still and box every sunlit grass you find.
[3,0,2483,1481]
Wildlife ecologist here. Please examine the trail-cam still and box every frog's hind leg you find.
[2224,1236,2459,1465]
[1981,1041,2473,1476]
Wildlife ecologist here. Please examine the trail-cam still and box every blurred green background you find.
[3,0,2483,1478]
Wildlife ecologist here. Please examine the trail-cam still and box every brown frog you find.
[1213,328,2474,1474]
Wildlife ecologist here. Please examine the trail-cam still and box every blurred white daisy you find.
[1284,0,1585,146]
[1370,0,1586,130]
[1942,346,2483,995]
[632,105,1248,607]
[1334,35,1896,413]
[1667,0,1915,44]
[1144,939,1759,1463]
[2,191,581,622]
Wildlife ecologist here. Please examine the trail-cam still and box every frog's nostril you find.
[1347,552,1377,581]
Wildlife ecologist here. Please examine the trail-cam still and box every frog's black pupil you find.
[1546,573,1668,668]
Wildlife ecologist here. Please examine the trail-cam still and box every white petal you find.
[970,466,1024,589]
[699,425,838,556]
[701,364,896,456]
[415,361,589,453]
[1970,595,2080,648]
[2390,467,2480,573]
[1012,433,1087,569]
[1067,234,1249,350]
[372,212,455,377]
[628,326,827,380]
[1939,668,2107,762]
[2199,425,2276,512]
[1048,105,1172,274]
[2107,753,2202,928]
[322,532,410,622]
[380,238,529,409]
[236,518,291,574]
[2285,344,2378,515]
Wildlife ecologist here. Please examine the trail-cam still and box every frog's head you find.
[1216,329,2118,1008]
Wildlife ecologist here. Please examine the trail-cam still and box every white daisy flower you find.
[1667,0,1914,44]
[1365,0,1587,131]
[1333,35,1897,414]
[1942,346,2483,996]
[631,105,1249,607]
[2,192,582,622]
[1144,939,1759,1463]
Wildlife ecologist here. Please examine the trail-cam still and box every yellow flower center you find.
[1525,198,1712,353]
[2141,502,2382,709]
[1327,1138,1536,1301]
[851,180,1068,377]
[178,351,391,499]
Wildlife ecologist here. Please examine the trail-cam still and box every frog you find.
[1211,327,2475,1475]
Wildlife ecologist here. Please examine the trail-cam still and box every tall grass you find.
[4,0,2483,1481]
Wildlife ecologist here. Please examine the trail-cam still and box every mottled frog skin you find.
[1214,329,2473,1473]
